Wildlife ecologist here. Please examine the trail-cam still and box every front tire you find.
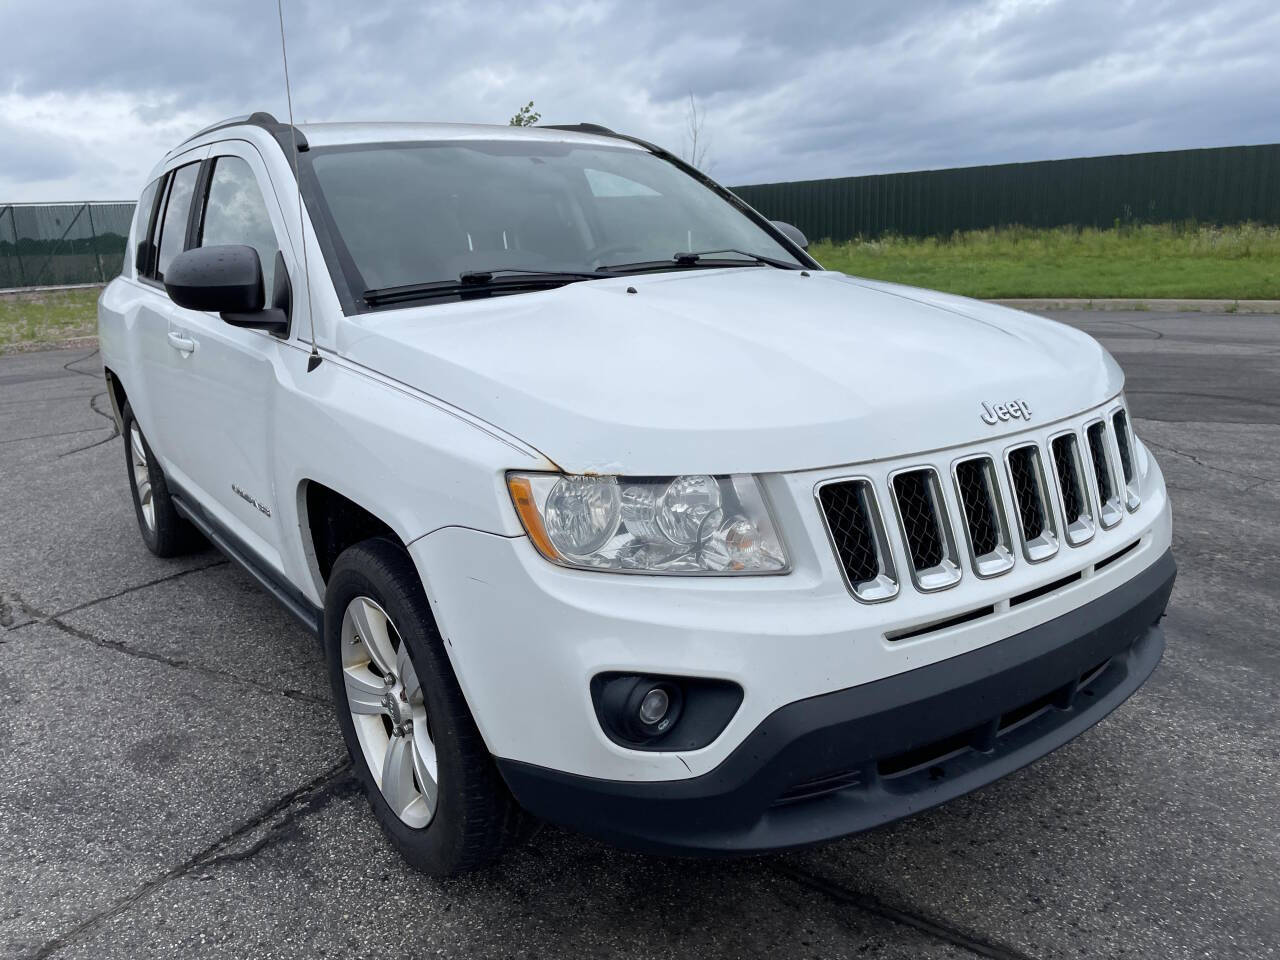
[120,402,202,557]
[324,538,525,876]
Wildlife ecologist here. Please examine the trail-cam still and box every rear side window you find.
[198,156,281,297]
[155,163,200,282]
[131,178,162,278]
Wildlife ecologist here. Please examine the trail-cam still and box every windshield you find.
[301,139,803,306]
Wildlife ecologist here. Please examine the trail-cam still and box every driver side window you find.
[197,156,282,297]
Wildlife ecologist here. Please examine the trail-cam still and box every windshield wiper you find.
[601,248,799,273]
[458,267,619,283]
[364,268,619,307]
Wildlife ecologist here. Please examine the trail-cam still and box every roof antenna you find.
[277,0,321,372]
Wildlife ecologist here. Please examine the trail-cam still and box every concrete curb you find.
[989,297,1280,314]
[0,282,105,298]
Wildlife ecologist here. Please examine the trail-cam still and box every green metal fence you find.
[0,202,135,289]
[732,143,1280,244]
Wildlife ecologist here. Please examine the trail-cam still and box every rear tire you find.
[324,537,525,876]
[120,402,203,557]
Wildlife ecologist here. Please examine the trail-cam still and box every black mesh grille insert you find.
[955,458,1000,556]
[818,481,881,587]
[1087,422,1115,504]
[893,470,945,570]
[1051,435,1086,524]
[1113,410,1134,484]
[1008,446,1046,541]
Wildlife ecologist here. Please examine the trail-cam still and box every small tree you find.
[509,101,541,126]
[681,92,711,171]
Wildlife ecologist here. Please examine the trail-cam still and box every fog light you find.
[597,675,685,744]
[638,687,670,727]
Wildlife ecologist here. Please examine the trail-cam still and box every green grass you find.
[2,223,1277,353]
[810,223,1280,300]
[0,287,101,354]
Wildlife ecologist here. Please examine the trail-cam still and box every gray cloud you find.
[0,0,1276,201]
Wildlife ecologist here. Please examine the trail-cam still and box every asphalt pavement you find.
[1,310,1277,959]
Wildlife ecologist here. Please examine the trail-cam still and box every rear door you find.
[159,141,295,572]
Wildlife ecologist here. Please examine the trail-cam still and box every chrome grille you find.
[890,469,961,591]
[815,401,1137,603]
[952,456,1014,577]
[1006,444,1059,562]
[893,470,944,569]
[1112,409,1141,511]
[1086,421,1123,527]
[815,478,898,602]
[1050,432,1095,545]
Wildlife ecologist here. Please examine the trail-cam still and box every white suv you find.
[99,113,1176,875]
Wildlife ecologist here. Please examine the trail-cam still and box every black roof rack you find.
[539,123,618,136]
[178,111,308,156]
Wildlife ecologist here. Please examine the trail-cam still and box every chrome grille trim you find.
[814,477,899,603]
[1110,407,1141,512]
[889,467,963,592]
[1004,443,1060,563]
[812,399,1139,604]
[1084,419,1124,528]
[951,455,1015,578]
[1049,430,1096,546]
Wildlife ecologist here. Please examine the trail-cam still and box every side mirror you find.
[771,220,809,251]
[164,245,288,336]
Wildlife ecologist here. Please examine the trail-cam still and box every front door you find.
[161,142,297,574]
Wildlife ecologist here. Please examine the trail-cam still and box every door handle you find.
[167,331,197,353]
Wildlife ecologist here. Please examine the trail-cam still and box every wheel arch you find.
[298,479,414,589]
[103,366,128,431]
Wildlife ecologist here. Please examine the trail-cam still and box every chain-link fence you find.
[0,202,135,290]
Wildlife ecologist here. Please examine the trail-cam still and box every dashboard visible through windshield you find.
[298,138,804,310]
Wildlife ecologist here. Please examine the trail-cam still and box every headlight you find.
[507,473,789,575]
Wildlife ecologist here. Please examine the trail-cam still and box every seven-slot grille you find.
[817,407,1137,603]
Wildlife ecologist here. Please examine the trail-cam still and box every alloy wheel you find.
[341,596,439,828]
[129,421,155,531]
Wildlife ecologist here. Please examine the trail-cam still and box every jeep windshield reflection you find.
[300,139,803,307]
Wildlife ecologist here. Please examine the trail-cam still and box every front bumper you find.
[496,549,1174,855]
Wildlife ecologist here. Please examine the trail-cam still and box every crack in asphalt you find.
[25,761,353,960]
[1140,436,1278,489]
[44,613,331,706]
[4,581,331,708]
[48,557,229,619]
[57,390,120,457]
[61,347,102,379]
[1127,388,1280,413]
[0,424,110,446]
[48,349,122,457]
[771,862,1041,960]
[200,769,359,869]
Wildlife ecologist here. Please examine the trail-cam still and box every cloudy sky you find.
[1,0,1277,202]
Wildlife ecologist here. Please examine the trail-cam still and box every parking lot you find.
[2,309,1277,959]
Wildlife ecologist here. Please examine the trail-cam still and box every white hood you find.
[337,269,1123,475]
